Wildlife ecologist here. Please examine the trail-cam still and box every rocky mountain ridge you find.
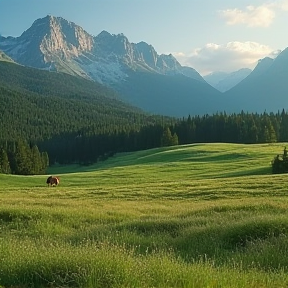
[0,15,203,85]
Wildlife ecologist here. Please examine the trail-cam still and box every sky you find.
[0,0,287,75]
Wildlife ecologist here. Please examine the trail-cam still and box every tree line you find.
[38,109,287,166]
[1,103,288,174]
[0,140,49,175]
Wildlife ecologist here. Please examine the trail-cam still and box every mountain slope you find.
[0,61,153,141]
[113,71,223,116]
[0,60,126,107]
[224,49,288,113]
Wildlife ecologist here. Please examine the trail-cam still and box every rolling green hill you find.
[1,143,288,287]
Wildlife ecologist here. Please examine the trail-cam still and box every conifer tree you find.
[0,148,11,174]
[41,152,49,173]
[171,132,179,146]
[31,145,42,174]
[279,110,288,142]
[161,127,178,147]
[14,140,32,175]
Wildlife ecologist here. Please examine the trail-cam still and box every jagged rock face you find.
[0,15,204,84]
[0,15,94,72]
[135,41,159,69]
[39,16,94,57]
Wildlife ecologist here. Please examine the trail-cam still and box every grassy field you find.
[1,142,288,287]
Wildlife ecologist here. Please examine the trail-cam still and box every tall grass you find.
[1,143,288,287]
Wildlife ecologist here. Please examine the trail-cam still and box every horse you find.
[46,176,60,187]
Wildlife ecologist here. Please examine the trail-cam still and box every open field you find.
[1,143,288,287]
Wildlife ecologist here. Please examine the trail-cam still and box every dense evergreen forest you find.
[0,61,287,174]
[37,109,286,165]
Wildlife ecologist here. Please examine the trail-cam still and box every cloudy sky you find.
[0,0,287,75]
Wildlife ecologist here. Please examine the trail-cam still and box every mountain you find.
[203,71,229,88]
[249,57,274,77]
[0,15,204,83]
[204,68,252,92]
[0,15,221,117]
[113,71,223,116]
[223,49,288,113]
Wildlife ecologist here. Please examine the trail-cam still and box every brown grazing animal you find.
[46,176,60,187]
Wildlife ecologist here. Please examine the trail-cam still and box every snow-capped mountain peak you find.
[0,15,205,84]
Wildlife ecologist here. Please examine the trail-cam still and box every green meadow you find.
[1,143,288,287]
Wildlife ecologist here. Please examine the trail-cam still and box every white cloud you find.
[276,0,288,10]
[174,42,275,75]
[220,4,275,27]
[219,0,288,27]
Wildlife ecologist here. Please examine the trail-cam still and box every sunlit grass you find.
[1,143,288,287]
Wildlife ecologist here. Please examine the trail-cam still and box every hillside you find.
[0,61,164,142]
[0,61,127,106]
[48,142,276,176]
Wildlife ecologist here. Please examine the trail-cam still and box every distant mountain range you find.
[203,68,252,92]
[223,50,288,113]
[0,15,288,116]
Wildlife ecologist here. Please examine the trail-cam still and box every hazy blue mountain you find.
[204,68,252,92]
[223,49,288,113]
[203,71,229,87]
[247,57,274,78]
[113,71,223,116]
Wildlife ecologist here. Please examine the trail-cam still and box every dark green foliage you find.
[0,148,11,174]
[271,146,288,174]
[0,140,49,175]
[174,111,283,145]
[161,127,179,147]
